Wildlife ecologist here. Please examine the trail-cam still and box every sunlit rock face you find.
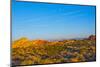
[31,40,48,45]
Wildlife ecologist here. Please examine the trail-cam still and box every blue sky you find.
[12,0,96,40]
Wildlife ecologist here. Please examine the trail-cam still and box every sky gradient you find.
[12,0,96,40]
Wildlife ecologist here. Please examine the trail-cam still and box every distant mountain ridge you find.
[12,35,96,48]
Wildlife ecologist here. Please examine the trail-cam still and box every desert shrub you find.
[12,38,96,66]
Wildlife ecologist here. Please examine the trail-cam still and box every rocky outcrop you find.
[88,35,96,40]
